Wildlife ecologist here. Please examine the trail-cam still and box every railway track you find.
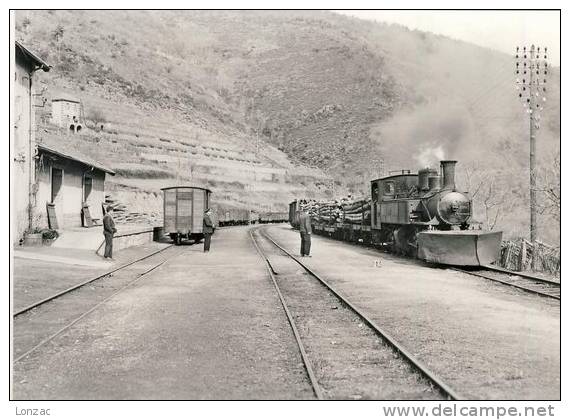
[453,266,560,300]
[250,226,462,400]
[13,245,184,363]
[304,229,560,301]
[14,245,174,317]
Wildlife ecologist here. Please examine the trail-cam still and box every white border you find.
[2,3,566,419]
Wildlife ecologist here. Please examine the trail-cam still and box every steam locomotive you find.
[289,160,502,266]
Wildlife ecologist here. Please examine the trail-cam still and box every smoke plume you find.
[370,100,476,171]
[415,144,445,168]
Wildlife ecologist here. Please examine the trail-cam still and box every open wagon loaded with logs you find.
[341,197,371,224]
[304,196,372,240]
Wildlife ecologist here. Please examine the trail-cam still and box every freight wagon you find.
[162,186,212,245]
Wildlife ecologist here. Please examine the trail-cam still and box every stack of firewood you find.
[341,197,371,224]
[299,196,371,225]
[103,194,160,225]
[315,201,343,223]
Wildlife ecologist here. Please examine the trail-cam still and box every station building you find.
[13,42,115,242]
[13,41,50,241]
[35,136,115,230]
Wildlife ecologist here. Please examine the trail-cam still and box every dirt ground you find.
[12,226,313,400]
[264,225,560,400]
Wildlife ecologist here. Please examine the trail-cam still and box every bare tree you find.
[535,152,561,221]
[51,24,64,42]
[481,177,505,231]
[459,161,506,230]
[460,161,485,199]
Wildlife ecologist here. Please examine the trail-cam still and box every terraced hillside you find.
[35,92,330,221]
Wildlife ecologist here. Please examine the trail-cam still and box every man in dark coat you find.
[103,206,117,259]
[298,209,312,257]
[203,209,215,252]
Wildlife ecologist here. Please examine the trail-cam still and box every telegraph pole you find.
[515,45,548,243]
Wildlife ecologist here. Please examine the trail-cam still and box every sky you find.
[335,10,560,66]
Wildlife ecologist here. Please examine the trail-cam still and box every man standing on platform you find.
[299,208,312,257]
[103,206,117,260]
[203,208,215,252]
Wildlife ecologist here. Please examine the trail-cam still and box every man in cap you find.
[102,206,117,259]
[298,208,312,257]
[203,208,215,252]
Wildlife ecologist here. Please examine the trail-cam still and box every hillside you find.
[16,10,338,218]
[15,10,560,244]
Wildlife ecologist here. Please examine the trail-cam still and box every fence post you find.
[519,238,527,271]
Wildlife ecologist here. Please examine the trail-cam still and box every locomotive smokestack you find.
[428,175,441,191]
[440,160,457,190]
[419,168,438,191]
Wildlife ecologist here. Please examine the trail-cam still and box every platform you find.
[14,224,156,266]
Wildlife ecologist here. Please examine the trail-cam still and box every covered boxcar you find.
[162,186,212,245]
[259,211,288,224]
[288,200,300,229]
[216,208,255,226]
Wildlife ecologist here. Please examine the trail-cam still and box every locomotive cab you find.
[370,171,421,229]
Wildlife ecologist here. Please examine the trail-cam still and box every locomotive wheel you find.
[393,226,418,258]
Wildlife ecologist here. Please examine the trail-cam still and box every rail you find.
[14,246,184,363]
[14,244,174,317]
[454,267,560,300]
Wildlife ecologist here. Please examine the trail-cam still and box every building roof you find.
[161,186,212,193]
[37,142,115,175]
[15,41,50,72]
[52,95,81,103]
[371,173,419,183]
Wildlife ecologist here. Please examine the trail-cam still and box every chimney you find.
[440,160,457,190]
[428,175,441,191]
